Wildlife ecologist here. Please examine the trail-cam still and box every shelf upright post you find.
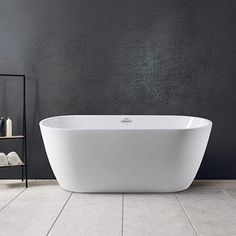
[23,75,28,188]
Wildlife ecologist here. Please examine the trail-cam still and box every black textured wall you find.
[0,0,235,179]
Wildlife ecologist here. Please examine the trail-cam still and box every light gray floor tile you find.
[177,182,236,236]
[49,193,122,236]
[1,180,236,236]
[213,180,236,200]
[0,180,25,210]
[123,194,196,236]
[220,188,236,201]
[192,180,215,186]
[0,180,70,236]
[213,180,236,188]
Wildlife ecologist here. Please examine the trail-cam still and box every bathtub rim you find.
[39,115,212,131]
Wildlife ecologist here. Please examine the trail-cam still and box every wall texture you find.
[0,0,235,179]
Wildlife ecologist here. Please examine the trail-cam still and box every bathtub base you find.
[59,183,192,193]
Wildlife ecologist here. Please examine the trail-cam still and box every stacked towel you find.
[0,152,8,166]
[7,152,22,165]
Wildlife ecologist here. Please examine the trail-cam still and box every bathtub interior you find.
[40,115,211,130]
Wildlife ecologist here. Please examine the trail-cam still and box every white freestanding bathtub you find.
[40,115,212,192]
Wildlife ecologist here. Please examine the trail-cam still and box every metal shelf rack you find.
[0,74,28,188]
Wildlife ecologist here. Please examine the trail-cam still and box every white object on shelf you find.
[0,152,8,166]
[7,151,22,165]
[6,117,12,137]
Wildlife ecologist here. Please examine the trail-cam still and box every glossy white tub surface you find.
[40,115,212,192]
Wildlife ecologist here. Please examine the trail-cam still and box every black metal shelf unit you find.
[0,74,28,188]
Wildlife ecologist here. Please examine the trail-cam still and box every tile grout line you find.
[0,188,26,213]
[46,192,72,236]
[175,194,199,236]
[121,194,124,236]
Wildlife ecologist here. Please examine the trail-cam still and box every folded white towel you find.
[0,152,8,166]
[7,152,22,165]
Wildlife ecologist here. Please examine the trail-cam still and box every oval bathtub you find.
[39,115,212,192]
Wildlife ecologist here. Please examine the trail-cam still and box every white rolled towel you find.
[0,152,8,166]
[7,152,22,165]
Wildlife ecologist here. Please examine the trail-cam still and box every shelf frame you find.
[0,74,28,188]
[0,135,25,139]
[0,163,25,169]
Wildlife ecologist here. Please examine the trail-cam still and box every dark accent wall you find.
[0,0,235,179]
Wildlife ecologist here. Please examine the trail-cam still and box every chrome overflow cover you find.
[121,117,132,123]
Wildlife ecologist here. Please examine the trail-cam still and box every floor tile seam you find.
[175,193,199,236]
[46,192,73,236]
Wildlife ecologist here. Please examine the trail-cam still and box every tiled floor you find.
[0,180,236,236]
